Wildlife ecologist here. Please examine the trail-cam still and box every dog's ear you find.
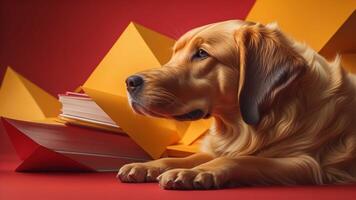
[235,24,307,126]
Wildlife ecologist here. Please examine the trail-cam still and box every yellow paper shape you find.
[83,87,180,159]
[0,67,61,122]
[180,118,212,145]
[82,22,192,159]
[246,0,356,51]
[84,22,175,96]
[320,11,356,59]
[174,121,191,138]
[166,144,199,157]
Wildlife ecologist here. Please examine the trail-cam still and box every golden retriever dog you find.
[118,20,356,189]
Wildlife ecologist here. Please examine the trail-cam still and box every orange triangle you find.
[0,67,60,121]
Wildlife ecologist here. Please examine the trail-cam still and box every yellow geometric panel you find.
[82,22,212,158]
[180,118,212,145]
[0,67,60,122]
[83,22,175,97]
[82,22,182,158]
[83,87,180,159]
[320,11,356,59]
[166,144,199,157]
[246,0,356,51]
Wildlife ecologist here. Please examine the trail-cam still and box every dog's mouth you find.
[130,101,210,121]
[173,109,210,121]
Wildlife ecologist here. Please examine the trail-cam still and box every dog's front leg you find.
[117,153,213,183]
[158,155,323,189]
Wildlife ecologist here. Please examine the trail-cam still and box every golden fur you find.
[118,20,356,189]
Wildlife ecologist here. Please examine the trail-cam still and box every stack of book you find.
[58,92,122,133]
[2,117,151,172]
[1,91,154,172]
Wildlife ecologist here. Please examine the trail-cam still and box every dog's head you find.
[126,20,307,125]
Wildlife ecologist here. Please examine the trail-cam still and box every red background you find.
[1,1,356,199]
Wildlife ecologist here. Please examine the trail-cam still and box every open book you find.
[58,92,123,132]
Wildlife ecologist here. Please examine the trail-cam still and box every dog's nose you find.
[126,75,144,94]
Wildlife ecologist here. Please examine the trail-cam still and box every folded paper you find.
[83,87,180,159]
[179,119,212,145]
[318,11,356,73]
[246,1,356,76]
[84,22,175,97]
[0,67,61,123]
[246,0,356,52]
[82,22,210,159]
[319,11,356,58]
[166,144,200,158]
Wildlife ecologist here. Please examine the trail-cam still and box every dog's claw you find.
[118,163,161,183]
[158,169,224,190]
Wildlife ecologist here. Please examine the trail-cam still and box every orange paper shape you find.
[83,88,180,159]
[319,11,356,58]
[82,22,210,159]
[246,0,356,52]
[179,118,212,145]
[0,67,61,123]
[166,144,200,158]
[319,11,356,74]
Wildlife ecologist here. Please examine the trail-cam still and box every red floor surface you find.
[1,155,356,200]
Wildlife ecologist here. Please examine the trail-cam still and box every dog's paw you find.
[157,168,227,190]
[117,163,162,183]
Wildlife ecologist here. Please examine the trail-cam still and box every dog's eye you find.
[192,49,209,61]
